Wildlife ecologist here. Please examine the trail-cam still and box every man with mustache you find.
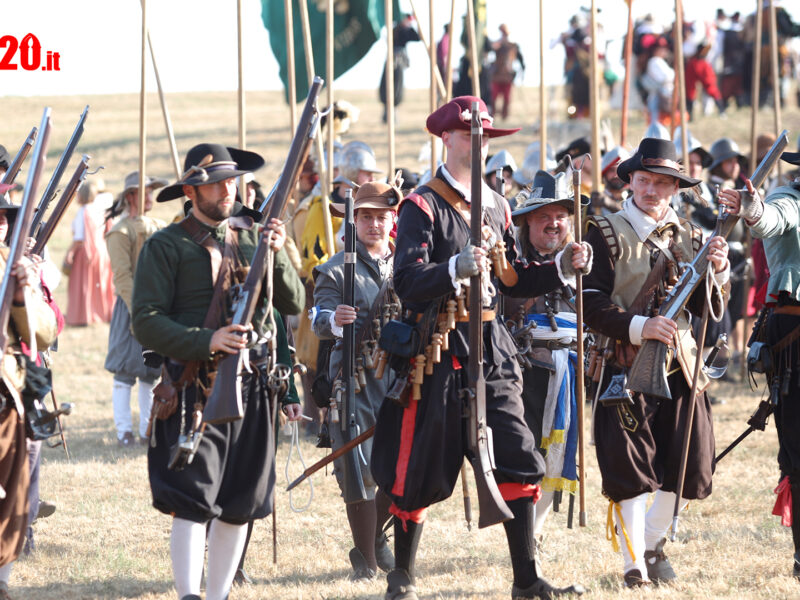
[504,170,585,548]
[582,138,730,587]
[132,143,305,600]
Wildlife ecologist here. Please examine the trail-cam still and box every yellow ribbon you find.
[606,500,636,562]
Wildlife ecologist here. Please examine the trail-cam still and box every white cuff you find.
[448,255,467,295]
[713,259,730,286]
[554,247,576,288]
[629,315,648,346]
[328,311,343,338]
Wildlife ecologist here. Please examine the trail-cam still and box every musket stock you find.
[627,130,788,399]
[0,127,37,187]
[203,78,323,425]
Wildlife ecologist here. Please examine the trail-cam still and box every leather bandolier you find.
[586,212,710,392]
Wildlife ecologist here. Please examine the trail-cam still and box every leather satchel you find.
[378,320,420,359]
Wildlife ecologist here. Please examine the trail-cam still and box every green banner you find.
[262,0,400,102]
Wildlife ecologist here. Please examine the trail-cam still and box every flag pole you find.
[589,0,601,193]
[386,0,395,179]
[429,0,436,177]
[138,0,147,217]
[768,0,782,178]
[674,0,689,168]
[327,0,335,216]
[237,0,246,149]
[445,0,457,101]
[465,0,480,98]
[285,0,297,133]
[144,23,180,179]
[620,0,634,146]
[539,0,547,170]
[298,0,335,256]
[407,0,447,99]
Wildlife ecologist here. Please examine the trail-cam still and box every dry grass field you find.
[1,86,800,599]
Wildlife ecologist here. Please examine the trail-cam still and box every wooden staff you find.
[327,0,334,219]
[285,0,297,133]
[138,0,147,217]
[768,0,782,178]
[237,0,246,149]
[465,0,480,98]
[429,0,436,176]
[674,0,689,168]
[445,0,457,100]
[588,0,601,193]
[743,0,763,382]
[298,0,335,256]
[539,0,547,170]
[144,23,180,179]
[620,0,634,146]
[670,301,710,541]
[407,0,447,99]
[572,157,587,527]
[386,0,396,178]
[749,0,763,175]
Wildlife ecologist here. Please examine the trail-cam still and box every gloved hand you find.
[718,178,764,223]
[455,243,480,279]
[558,241,592,279]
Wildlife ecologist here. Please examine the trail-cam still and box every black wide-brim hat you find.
[426,96,520,138]
[0,194,20,240]
[781,152,800,166]
[617,137,701,189]
[157,143,265,202]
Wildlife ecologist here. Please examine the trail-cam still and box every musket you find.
[714,398,773,465]
[338,187,367,500]
[29,105,88,239]
[0,108,52,414]
[0,127,37,186]
[202,77,323,425]
[464,102,513,528]
[286,425,375,491]
[627,130,789,400]
[31,155,91,257]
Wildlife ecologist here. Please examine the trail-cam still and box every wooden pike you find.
[620,0,634,147]
[284,0,297,133]
[539,0,547,170]
[138,0,147,217]
[589,0,601,193]
[674,0,689,168]
[386,0,395,177]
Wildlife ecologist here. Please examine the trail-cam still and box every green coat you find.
[131,215,304,362]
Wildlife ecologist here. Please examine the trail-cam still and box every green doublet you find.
[131,217,304,361]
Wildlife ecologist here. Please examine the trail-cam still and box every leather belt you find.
[773,305,800,315]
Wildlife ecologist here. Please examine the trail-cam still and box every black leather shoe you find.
[385,568,417,600]
[181,595,202,600]
[644,538,676,584]
[349,547,376,582]
[511,578,585,598]
[623,569,649,588]
[375,531,395,572]
[793,554,799,580]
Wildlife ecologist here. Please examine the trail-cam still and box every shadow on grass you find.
[12,578,173,599]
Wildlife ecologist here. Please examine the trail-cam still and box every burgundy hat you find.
[425,96,520,138]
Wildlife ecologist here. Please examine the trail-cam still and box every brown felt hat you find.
[329,181,402,218]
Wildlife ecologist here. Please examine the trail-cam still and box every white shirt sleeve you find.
[71,206,86,242]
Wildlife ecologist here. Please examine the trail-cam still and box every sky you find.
[1,0,798,98]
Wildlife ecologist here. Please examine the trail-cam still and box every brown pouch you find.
[614,340,639,369]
